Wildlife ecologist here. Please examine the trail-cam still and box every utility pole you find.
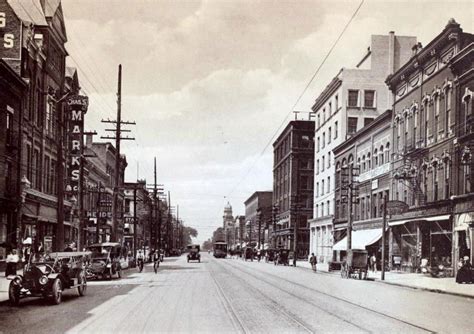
[167,191,171,253]
[154,157,157,250]
[257,209,262,250]
[133,186,138,259]
[381,195,387,280]
[96,182,102,243]
[101,65,135,242]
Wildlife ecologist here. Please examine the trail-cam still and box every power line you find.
[226,0,365,197]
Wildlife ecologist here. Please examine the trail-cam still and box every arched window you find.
[379,145,384,165]
[362,155,366,172]
[385,142,390,163]
[367,153,371,170]
[374,148,378,167]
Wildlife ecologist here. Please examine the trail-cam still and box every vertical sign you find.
[67,95,89,196]
[0,2,21,60]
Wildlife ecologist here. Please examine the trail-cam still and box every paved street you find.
[0,253,473,333]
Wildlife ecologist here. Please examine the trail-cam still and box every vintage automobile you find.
[86,242,123,279]
[187,244,201,263]
[8,252,89,306]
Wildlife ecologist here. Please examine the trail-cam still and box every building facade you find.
[309,33,417,266]
[386,19,474,274]
[243,191,272,249]
[333,110,392,267]
[0,59,27,260]
[273,120,314,256]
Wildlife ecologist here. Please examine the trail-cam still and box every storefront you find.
[454,212,474,275]
[389,215,453,273]
[333,228,383,262]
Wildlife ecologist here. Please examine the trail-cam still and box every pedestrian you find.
[309,253,317,272]
[370,254,377,273]
[5,249,19,277]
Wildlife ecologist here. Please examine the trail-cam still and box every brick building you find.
[332,110,392,266]
[243,191,272,249]
[386,19,474,273]
[273,120,314,257]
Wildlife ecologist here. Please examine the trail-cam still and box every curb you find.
[295,262,474,299]
[371,278,474,299]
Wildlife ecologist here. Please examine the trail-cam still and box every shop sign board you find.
[386,200,409,215]
[66,95,88,195]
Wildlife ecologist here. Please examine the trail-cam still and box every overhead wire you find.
[225,0,365,197]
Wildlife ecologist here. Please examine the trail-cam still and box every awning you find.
[455,213,474,231]
[389,214,450,227]
[333,228,382,251]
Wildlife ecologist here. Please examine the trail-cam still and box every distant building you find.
[273,120,314,256]
[309,32,417,267]
[243,191,273,249]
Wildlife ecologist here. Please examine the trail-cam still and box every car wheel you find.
[51,278,62,305]
[78,272,87,296]
[8,281,21,306]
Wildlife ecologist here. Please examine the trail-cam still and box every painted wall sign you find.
[0,3,22,60]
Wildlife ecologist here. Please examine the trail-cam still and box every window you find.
[348,117,358,134]
[323,108,326,122]
[316,182,319,197]
[327,200,330,215]
[316,159,319,174]
[322,156,325,171]
[362,155,366,172]
[321,180,325,195]
[321,202,325,217]
[125,199,131,213]
[329,102,332,115]
[334,121,338,139]
[327,176,330,193]
[301,135,310,148]
[44,156,50,194]
[322,132,325,148]
[6,106,13,144]
[367,153,371,170]
[328,127,332,144]
[364,117,374,127]
[316,204,319,218]
[374,148,378,167]
[317,137,320,152]
[348,90,359,107]
[364,90,375,108]
[335,94,339,110]
[379,145,384,165]
[317,114,320,128]
[327,152,331,168]
[385,143,390,163]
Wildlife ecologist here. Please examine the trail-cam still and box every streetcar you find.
[213,242,227,258]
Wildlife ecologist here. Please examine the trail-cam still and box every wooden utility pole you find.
[96,182,102,243]
[167,191,172,252]
[101,65,135,242]
[381,195,387,280]
[153,157,158,250]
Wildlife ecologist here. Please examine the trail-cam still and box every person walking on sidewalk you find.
[5,249,19,277]
[309,253,317,272]
[370,254,377,273]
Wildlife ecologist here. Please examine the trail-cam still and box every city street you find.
[0,253,472,333]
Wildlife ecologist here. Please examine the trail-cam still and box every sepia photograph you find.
[0,0,473,333]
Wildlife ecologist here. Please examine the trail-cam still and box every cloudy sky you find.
[61,0,473,242]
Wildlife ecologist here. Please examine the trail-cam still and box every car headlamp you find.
[39,275,48,285]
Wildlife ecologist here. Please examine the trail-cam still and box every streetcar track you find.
[210,260,315,333]
[208,263,249,334]
[222,259,436,334]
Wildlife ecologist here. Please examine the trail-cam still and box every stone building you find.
[386,19,474,273]
[273,120,314,256]
[309,33,417,266]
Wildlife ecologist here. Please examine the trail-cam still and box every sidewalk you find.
[296,260,474,298]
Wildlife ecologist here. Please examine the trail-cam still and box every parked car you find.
[7,251,89,306]
[187,244,201,263]
[86,242,123,280]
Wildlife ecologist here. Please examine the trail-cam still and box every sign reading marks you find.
[67,95,88,195]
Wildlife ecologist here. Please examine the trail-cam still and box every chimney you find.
[388,31,395,74]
